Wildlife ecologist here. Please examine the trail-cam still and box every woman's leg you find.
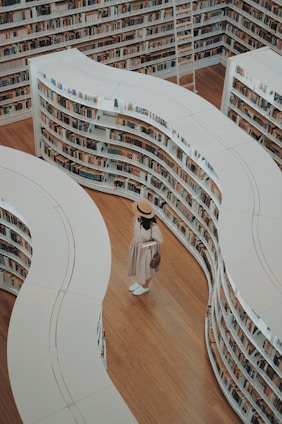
[142,277,151,288]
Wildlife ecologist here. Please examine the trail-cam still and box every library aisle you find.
[0,65,242,423]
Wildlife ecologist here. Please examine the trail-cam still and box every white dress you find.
[128,216,163,284]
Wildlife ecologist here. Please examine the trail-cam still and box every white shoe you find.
[128,282,140,292]
[133,286,150,296]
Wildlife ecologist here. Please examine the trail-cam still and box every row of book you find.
[219,279,282,391]
[0,202,32,293]
[212,302,281,423]
[0,207,30,235]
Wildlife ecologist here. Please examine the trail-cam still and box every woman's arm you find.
[151,224,163,243]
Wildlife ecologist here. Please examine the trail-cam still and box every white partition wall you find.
[1,146,136,424]
[29,49,282,424]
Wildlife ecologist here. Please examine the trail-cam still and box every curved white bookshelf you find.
[221,47,282,171]
[1,146,136,423]
[29,49,282,424]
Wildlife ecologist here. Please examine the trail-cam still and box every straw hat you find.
[132,199,155,218]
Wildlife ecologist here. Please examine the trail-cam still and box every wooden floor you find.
[0,64,242,423]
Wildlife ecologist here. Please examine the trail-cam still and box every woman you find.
[128,199,163,296]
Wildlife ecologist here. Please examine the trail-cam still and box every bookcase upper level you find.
[0,0,198,124]
[1,0,281,125]
[222,0,282,60]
